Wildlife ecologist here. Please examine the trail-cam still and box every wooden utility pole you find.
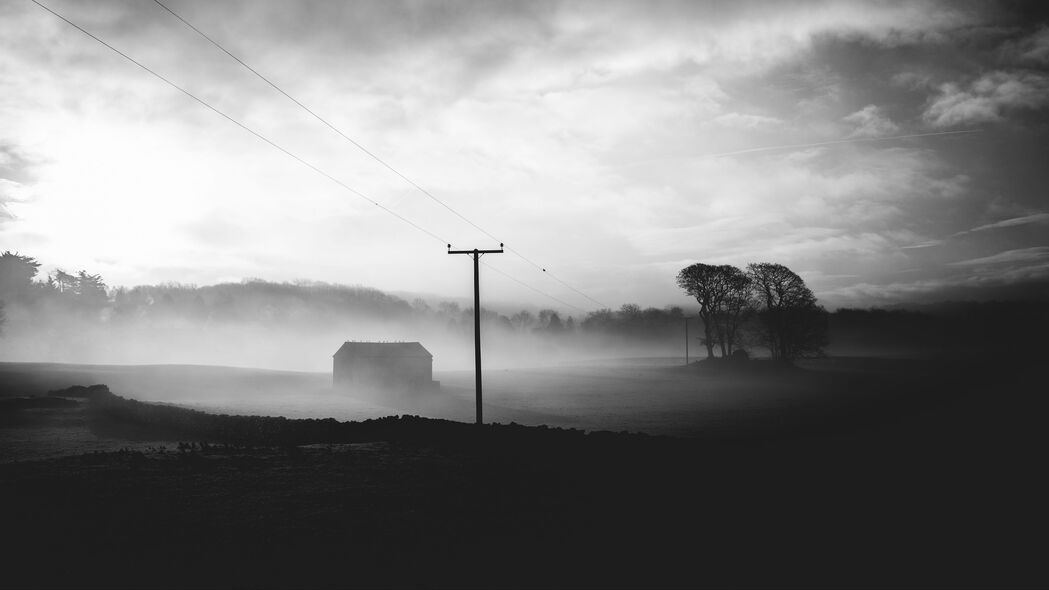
[447,244,504,424]
[684,316,698,365]
[685,317,690,366]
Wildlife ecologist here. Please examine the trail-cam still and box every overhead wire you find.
[481,261,586,313]
[150,0,498,242]
[30,0,585,313]
[28,0,448,245]
[150,0,605,309]
[447,255,585,312]
[499,247,606,307]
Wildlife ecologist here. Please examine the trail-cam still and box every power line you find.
[481,261,586,313]
[501,245,606,307]
[31,0,447,245]
[150,0,604,309]
[152,0,498,243]
[444,255,591,314]
[30,0,592,317]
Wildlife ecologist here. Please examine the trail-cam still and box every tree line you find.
[0,251,684,342]
[8,250,1040,361]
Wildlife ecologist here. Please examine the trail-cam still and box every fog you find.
[0,290,816,440]
[3,261,1043,436]
[0,355,856,439]
[0,291,682,373]
[0,275,704,433]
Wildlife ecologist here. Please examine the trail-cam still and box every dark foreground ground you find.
[0,356,1046,589]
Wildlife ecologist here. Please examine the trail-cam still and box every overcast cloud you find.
[1,0,1047,311]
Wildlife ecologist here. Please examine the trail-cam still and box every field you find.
[1,355,970,443]
[1,355,1045,588]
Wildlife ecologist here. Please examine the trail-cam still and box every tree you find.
[538,309,564,334]
[581,308,615,332]
[75,271,107,302]
[616,303,643,336]
[746,262,828,362]
[546,312,564,333]
[50,269,77,294]
[676,263,739,358]
[511,310,536,332]
[0,251,42,305]
[714,266,755,357]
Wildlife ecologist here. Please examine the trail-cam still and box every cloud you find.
[843,105,900,138]
[949,246,1049,267]
[711,112,784,130]
[822,246,1049,305]
[1,0,1047,310]
[1002,25,1049,65]
[0,144,37,224]
[1020,27,1049,63]
[626,146,967,265]
[923,71,1049,127]
[821,273,1049,306]
[891,71,934,90]
[0,142,39,184]
[964,212,1049,233]
[899,239,944,250]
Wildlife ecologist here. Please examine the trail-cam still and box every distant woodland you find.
[1,251,1045,367]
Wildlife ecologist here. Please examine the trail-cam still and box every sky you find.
[2,0,1048,313]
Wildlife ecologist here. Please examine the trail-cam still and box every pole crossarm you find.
[447,244,504,424]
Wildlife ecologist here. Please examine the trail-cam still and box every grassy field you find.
[1,355,978,439]
[0,355,1045,588]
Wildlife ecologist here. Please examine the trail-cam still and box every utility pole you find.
[685,317,690,366]
[684,316,698,366]
[447,244,504,424]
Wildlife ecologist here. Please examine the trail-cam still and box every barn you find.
[332,341,437,392]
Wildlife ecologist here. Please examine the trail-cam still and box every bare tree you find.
[538,309,564,334]
[510,310,536,332]
[716,266,756,357]
[746,262,828,362]
[677,264,756,359]
[676,263,733,358]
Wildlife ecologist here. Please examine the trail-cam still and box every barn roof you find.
[333,341,432,359]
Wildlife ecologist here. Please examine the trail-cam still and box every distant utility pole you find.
[685,317,689,365]
[447,244,504,425]
[684,316,696,366]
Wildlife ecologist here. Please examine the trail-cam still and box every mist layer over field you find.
[3,264,1046,443]
[0,278,687,372]
[0,354,986,443]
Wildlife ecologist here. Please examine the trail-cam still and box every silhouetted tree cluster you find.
[0,251,42,306]
[675,264,753,358]
[747,263,829,361]
[0,251,113,321]
[677,261,829,362]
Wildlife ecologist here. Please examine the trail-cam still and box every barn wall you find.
[333,355,432,391]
